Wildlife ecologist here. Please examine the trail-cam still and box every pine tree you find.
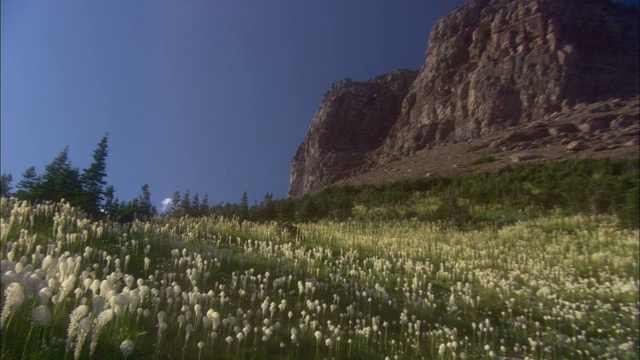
[16,166,39,200]
[80,135,109,218]
[181,190,192,215]
[170,190,181,214]
[0,173,12,198]
[239,191,249,220]
[103,185,117,216]
[38,147,83,206]
[201,193,209,214]
[260,192,276,221]
[138,183,156,217]
[192,193,200,216]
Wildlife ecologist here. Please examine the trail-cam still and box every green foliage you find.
[1,198,637,359]
[15,166,38,201]
[10,135,159,223]
[79,134,109,218]
[31,146,84,207]
[293,157,639,228]
[191,158,638,229]
[470,154,497,165]
[110,184,158,223]
[0,173,12,198]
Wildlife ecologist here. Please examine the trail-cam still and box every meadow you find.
[1,196,638,359]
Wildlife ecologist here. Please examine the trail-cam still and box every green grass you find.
[1,157,638,359]
[469,154,497,165]
[1,194,638,359]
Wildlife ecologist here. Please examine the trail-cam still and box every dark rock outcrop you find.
[288,69,417,197]
[380,0,639,159]
[289,0,639,197]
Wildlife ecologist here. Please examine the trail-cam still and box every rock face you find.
[289,0,639,197]
[288,69,417,197]
[380,0,639,160]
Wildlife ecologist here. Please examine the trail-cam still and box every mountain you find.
[289,0,639,197]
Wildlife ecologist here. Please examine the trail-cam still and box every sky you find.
[2,0,638,211]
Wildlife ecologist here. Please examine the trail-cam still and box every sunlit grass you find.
[1,197,638,359]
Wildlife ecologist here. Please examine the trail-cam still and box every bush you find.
[470,155,497,165]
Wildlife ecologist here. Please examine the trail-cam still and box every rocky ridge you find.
[288,69,417,197]
[289,0,639,197]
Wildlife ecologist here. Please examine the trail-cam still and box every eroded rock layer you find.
[380,0,639,160]
[289,0,639,197]
[288,69,417,197]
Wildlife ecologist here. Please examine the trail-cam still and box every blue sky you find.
[2,1,638,209]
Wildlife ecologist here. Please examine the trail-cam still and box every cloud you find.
[160,198,173,213]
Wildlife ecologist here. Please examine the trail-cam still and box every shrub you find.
[470,155,497,165]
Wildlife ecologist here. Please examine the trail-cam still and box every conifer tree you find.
[239,191,249,220]
[16,166,39,200]
[138,183,156,217]
[192,193,200,216]
[103,185,118,216]
[0,173,12,198]
[181,190,191,215]
[80,135,109,218]
[170,190,181,214]
[201,193,209,214]
[38,147,83,206]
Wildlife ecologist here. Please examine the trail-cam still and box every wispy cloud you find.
[160,198,172,213]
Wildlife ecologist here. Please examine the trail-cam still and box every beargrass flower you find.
[90,309,114,357]
[31,305,52,327]
[1,282,25,328]
[74,317,91,360]
[120,339,135,358]
[66,305,89,350]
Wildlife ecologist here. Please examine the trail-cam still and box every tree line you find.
[0,135,350,224]
[3,136,636,227]
[0,135,156,222]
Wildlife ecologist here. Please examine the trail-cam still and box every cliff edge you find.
[289,0,639,197]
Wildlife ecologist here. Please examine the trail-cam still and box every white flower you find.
[1,282,25,328]
[158,321,168,333]
[31,305,52,327]
[38,287,53,305]
[66,305,89,349]
[325,338,333,347]
[90,309,114,357]
[74,317,91,360]
[120,339,135,358]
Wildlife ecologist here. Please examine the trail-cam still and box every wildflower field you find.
[1,197,638,359]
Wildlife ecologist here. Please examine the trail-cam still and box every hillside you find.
[1,191,638,359]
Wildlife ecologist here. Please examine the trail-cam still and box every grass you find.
[1,193,638,359]
[469,155,497,165]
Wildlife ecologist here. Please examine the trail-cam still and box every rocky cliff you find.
[288,69,417,197]
[289,0,639,197]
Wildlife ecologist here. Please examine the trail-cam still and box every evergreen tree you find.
[80,135,109,218]
[181,190,191,215]
[37,147,83,206]
[170,190,181,214]
[139,183,152,206]
[192,193,200,216]
[103,185,117,216]
[0,173,12,198]
[16,166,39,200]
[138,183,156,217]
[239,191,249,219]
[201,193,209,214]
